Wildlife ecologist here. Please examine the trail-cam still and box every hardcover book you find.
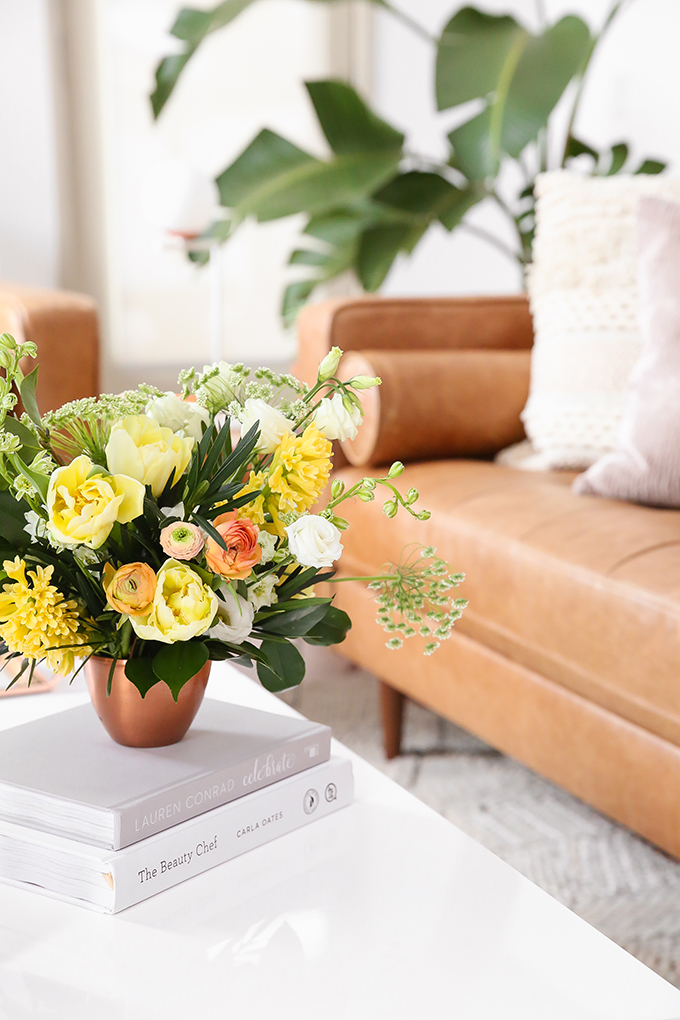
[0,698,331,849]
[0,757,353,913]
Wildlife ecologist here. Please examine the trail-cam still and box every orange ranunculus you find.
[205,512,261,580]
[103,562,157,617]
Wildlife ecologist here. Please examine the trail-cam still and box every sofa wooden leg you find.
[380,681,405,759]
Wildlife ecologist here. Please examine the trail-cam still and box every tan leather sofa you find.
[295,295,680,860]
[0,282,99,411]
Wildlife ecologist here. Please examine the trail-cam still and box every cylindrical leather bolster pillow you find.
[339,349,531,467]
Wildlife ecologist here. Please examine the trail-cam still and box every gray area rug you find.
[279,647,680,989]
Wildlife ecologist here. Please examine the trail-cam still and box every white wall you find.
[372,0,680,298]
[0,0,60,287]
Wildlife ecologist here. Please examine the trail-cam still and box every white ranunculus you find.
[286,515,344,568]
[312,393,363,442]
[240,398,294,454]
[208,586,254,645]
[247,574,278,611]
[146,392,209,442]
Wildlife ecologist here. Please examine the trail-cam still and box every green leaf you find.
[635,158,666,175]
[282,281,317,327]
[216,129,316,210]
[606,142,629,176]
[256,639,305,693]
[151,0,257,117]
[438,185,483,230]
[448,107,497,180]
[373,171,482,231]
[305,79,404,155]
[498,16,591,158]
[2,416,41,460]
[239,149,402,223]
[19,366,41,426]
[562,133,599,163]
[0,491,31,550]
[257,602,329,637]
[436,8,523,111]
[125,657,160,699]
[152,641,209,702]
[358,223,426,291]
[151,51,195,120]
[374,171,457,216]
[303,606,351,646]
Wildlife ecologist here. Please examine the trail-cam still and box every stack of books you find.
[0,698,353,913]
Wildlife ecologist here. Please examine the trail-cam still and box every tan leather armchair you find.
[0,282,99,411]
[295,295,680,860]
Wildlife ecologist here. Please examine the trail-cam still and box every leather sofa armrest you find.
[339,348,531,466]
[0,282,99,412]
[294,294,533,386]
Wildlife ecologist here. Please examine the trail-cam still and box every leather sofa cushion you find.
[335,460,680,746]
[339,349,530,466]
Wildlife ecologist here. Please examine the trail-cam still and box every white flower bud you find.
[317,346,343,382]
[348,375,381,390]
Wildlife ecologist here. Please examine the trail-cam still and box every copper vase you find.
[84,657,211,748]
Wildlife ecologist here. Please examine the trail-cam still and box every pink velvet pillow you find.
[573,197,680,507]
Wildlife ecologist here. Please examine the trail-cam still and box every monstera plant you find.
[151,0,665,323]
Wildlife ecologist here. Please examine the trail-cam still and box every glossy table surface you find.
[0,664,679,1020]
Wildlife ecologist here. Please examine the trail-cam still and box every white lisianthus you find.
[146,392,209,441]
[257,530,278,564]
[312,393,362,442]
[286,515,344,568]
[247,574,278,611]
[240,398,294,454]
[208,585,254,645]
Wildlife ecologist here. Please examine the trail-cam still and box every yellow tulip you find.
[47,455,144,550]
[130,559,217,644]
[105,416,194,498]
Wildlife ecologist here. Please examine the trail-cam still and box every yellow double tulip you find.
[105,416,194,498]
[129,560,217,644]
[47,455,144,550]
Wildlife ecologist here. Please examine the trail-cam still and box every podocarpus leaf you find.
[257,602,330,637]
[152,641,209,702]
[275,567,335,601]
[256,639,305,692]
[125,656,161,698]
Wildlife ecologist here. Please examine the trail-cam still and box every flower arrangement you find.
[0,334,466,700]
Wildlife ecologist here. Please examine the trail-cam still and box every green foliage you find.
[150,0,669,320]
[256,638,306,692]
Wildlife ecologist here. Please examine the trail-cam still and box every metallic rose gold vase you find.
[84,657,211,747]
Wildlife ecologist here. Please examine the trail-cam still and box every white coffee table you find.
[0,663,679,1020]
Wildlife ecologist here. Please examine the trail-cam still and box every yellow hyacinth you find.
[268,424,332,516]
[0,558,92,676]
[235,469,268,527]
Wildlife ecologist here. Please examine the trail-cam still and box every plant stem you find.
[561,0,631,167]
[381,2,437,44]
[458,222,520,264]
[332,575,395,584]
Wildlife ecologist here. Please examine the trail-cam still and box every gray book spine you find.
[116,726,331,849]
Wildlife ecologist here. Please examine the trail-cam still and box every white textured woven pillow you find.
[521,172,680,470]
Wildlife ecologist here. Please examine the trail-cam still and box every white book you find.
[0,698,331,849]
[0,757,353,913]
